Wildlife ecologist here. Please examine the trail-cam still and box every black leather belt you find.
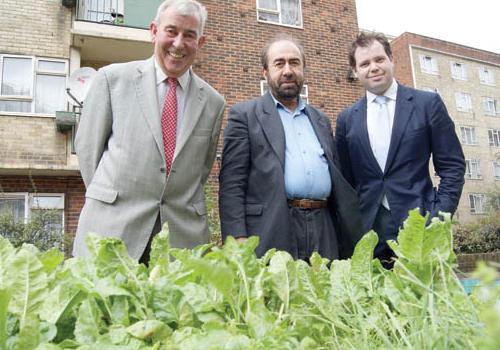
[287,199,328,209]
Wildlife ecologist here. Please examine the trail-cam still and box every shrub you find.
[454,212,500,254]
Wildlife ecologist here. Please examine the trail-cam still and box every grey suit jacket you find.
[219,92,363,259]
[73,58,226,259]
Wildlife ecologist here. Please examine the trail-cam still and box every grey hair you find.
[154,0,208,36]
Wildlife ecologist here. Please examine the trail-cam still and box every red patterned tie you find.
[161,77,177,174]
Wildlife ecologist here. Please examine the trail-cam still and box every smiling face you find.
[150,6,205,78]
[263,40,305,110]
[353,40,394,95]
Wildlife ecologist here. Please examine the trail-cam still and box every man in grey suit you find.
[219,35,362,261]
[73,0,225,262]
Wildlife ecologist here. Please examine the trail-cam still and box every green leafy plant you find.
[0,209,498,349]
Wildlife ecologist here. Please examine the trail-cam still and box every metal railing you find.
[76,0,124,24]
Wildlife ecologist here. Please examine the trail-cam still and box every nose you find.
[282,62,293,76]
[369,61,379,72]
[172,33,184,48]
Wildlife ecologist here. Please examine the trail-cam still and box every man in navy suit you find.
[336,32,465,267]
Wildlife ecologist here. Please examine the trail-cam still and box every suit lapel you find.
[306,105,334,164]
[256,93,286,167]
[174,71,205,159]
[134,58,164,160]
[354,97,383,174]
[385,85,414,172]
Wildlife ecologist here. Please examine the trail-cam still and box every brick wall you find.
[0,175,85,241]
[0,116,70,169]
[0,0,72,58]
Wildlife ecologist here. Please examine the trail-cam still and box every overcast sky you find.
[355,0,500,54]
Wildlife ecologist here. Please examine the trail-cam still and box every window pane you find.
[0,100,32,113]
[258,11,279,22]
[31,209,63,233]
[281,0,301,26]
[38,60,66,73]
[1,57,32,96]
[31,196,64,209]
[0,197,25,222]
[35,74,66,113]
[258,0,278,10]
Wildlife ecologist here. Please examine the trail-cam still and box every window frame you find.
[0,192,64,224]
[419,55,439,75]
[0,54,68,115]
[464,159,482,180]
[455,92,473,113]
[478,66,495,86]
[450,61,467,81]
[256,0,303,28]
[493,161,500,180]
[483,96,500,116]
[468,193,486,214]
[488,128,500,147]
[460,126,477,145]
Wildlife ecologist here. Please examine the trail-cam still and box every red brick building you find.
[0,0,363,250]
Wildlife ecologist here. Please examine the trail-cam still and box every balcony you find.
[72,0,162,65]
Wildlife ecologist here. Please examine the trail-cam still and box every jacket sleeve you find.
[74,69,113,188]
[335,110,355,187]
[218,104,251,240]
[429,94,466,214]
[200,98,226,185]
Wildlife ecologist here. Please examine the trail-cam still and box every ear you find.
[150,21,158,43]
[262,68,268,81]
[197,35,206,48]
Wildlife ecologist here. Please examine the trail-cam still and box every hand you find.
[236,237,248,244]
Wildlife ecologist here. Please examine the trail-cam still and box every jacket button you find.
[160,167,166,173]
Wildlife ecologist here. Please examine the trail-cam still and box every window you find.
[455,92,473,112]
[421,86,440,94]
[493,161,500,180]
[0,192,64,248]
[479,66,495,85]
[465,159,482,179]
[451,62,467,80]
[82,0,124,23]
[419,55,439,74]
[469,193,486,214]
[488,129,500,147]
[483,97,500,116]
[257,0,303,27]
[460,126,476,145]
[260,80,309,104]
[0,55,68,114]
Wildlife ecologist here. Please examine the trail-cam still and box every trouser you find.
[139,214,162,265]
[372,205,398,268]
[288,206,339,261]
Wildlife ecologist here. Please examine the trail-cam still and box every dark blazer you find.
[219,92,363,259]
[336,84,465,234]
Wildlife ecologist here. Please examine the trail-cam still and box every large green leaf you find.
[350,231,378,295]
[74,298,104,345]
[5,246,48,328]
[0,288,11,349]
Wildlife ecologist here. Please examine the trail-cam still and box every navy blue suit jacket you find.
[336,84,465,234]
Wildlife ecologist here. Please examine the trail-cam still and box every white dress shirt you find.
[366,79,398,209]
[154,58,191,139]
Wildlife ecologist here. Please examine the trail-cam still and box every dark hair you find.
[348,32,392,68]
[260,34,306,70]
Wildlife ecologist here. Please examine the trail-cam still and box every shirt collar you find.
[367,79,398,104]
[270,93,306,115]
[154,57,190,91]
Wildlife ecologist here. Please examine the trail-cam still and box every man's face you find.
[150,7,205,78]
[263,40,304,103]
[353,40,394,95]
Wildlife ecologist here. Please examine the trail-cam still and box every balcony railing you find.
[76,0,162,29]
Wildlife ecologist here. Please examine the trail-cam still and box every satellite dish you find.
[66,67,97,107]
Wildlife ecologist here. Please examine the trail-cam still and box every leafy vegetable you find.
[0,209,497,349]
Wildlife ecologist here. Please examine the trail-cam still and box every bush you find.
[0,210,65,252]
[454,212,500,254]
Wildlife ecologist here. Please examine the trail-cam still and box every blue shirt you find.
[272,96,332,200]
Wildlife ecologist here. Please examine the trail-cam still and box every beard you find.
[267,76,303,102]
